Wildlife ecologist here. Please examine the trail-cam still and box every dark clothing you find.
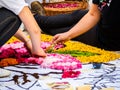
[0,8,21,46]
[35,10,99,48]
[93,0,120,50]
[35,0,120,51]
[35,10,88,34]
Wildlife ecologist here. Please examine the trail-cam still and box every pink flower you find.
[0,48,15,58]
[41,53,82,70]
[0,41,82,71]
[45,3,79,8]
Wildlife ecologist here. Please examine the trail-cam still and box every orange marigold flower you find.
[0,58,18,67]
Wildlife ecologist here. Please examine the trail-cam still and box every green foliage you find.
[48,50,100,57]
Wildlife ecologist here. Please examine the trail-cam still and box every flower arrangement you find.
[3,34,120,78]
[0,41,82,71]
[44,2,80,8]
[0,58,18,67]
[62,70,80,78]
[6,34,120,64]
[41,34,120,63]
[41,53,82,70]
[42,1,88,16]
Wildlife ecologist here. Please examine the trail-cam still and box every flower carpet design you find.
[0,60,120,90]
[7,34,120,63]
[0,34,120,90]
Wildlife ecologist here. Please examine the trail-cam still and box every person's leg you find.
[0,8,21,46]
[45,25,74,35]
[0,8,21,78]
[34,9,99,47]
[34,10,88,33]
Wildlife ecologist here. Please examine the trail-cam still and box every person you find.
[31,0,120,51]
[0,0,46,56]
[0,0,46,77]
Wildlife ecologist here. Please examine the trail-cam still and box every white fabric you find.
[26,0,63,8]
[0,68,11,78]
[0,59,120,90]
[0,0,66,15]
[0,0,28,15]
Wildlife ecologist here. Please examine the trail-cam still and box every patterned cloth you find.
[93,0,112,10]
[0,59,120,90]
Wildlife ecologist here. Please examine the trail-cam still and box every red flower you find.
[62,70,80,78]
[0,48,15,58]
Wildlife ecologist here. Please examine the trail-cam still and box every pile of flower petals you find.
[41,53,82,70]
[62,70,81,78]
[0,42,30,59]
[44,2,79,8]
[41,41,65,50]
[0,42,82,70]
[18,57,44,65]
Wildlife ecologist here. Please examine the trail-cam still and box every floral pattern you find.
[0,60,120,90]
[0,34,120,89]
[6,34,120,63]
[98,0,112,10]
[0,41,82,70]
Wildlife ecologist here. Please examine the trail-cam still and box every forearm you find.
[14,28,30,43]
[18,6,42,50]
[66,4,101,39]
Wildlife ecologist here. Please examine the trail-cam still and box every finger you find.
[55,37,64,44]
[52,35,59,43]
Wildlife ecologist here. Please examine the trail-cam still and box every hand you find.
[52,32,70,44]
[31,47,46,57]
[25,39,46,57]
[25,39,32,51]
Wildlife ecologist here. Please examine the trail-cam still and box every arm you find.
[53,4,101,44]
[67,4,101,39]
[14,29,32,51]
[0,0,46,57]
[18,6,46,57]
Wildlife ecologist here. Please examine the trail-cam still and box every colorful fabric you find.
[0,34,120,89]
[0,60,120,90]
[6,35,120,63]
[93,0,112,10]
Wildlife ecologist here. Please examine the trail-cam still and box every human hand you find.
[52,32,70,44]
[31,47,46,57]
[25,39,46,57]
[25,39,32,51]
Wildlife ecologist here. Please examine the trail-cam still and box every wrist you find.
[25,39,31,44]
[66,32,72,40]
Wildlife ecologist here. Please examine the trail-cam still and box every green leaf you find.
[48,50,100,57]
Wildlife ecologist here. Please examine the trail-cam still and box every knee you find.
[8,15,21,25]
[0,8,21,25]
